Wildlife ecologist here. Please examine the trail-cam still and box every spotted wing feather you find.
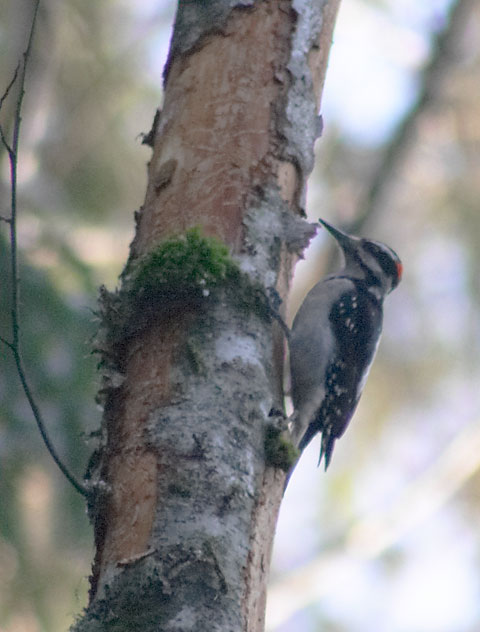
[298,280,383,468]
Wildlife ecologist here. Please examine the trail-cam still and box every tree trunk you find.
[73,1,340,630]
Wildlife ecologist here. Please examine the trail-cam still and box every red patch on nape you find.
[396,261,403,281]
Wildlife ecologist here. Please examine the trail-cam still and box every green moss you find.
[185,339,206,375]
[95,227,280,372]
[264,425,299,472]
[226,273,271,321]
[128,227,275,323]
[131,227,238,301]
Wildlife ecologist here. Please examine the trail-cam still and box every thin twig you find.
[0,0,88,497]
[0,334,14,350]
[10,344,88,496]
[0,123,13,155]
[0,62,20,111]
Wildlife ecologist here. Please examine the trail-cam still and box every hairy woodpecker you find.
[290,219,402,469]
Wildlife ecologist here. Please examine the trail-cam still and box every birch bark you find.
[74,2,340,630]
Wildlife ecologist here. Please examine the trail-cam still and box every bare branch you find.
[11,345,88,496]
[0,335,14,350]
[351,0,474,233]
[0,124,13,155]
[0,64,20,154]
[1,0,88,497]
[0,62,20,111]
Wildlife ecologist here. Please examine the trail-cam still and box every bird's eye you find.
[363,241,401,284]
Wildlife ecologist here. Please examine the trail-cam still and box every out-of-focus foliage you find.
[2,0,480,631]
[0,239,96,630]
[272,1,480,631]
[0,0,174,629]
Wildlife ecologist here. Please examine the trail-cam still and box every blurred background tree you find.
[1,0,480,631]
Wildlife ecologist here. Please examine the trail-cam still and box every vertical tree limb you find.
[76,2,340,630]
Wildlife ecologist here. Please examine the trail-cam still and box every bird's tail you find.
[298,422,320,452]
[319,431,336,470]
[299,424,336,470]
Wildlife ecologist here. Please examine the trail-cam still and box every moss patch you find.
[264,425,299,472]
[130,227,238,302]
[94,227,280,375]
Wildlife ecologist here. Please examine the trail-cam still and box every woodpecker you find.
[290,219,402,469]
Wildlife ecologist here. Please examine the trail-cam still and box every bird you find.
[289,218,402,469]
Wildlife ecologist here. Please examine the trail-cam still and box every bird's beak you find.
[319,218,357,251]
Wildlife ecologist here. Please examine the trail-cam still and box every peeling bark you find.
[74,1,340,631]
